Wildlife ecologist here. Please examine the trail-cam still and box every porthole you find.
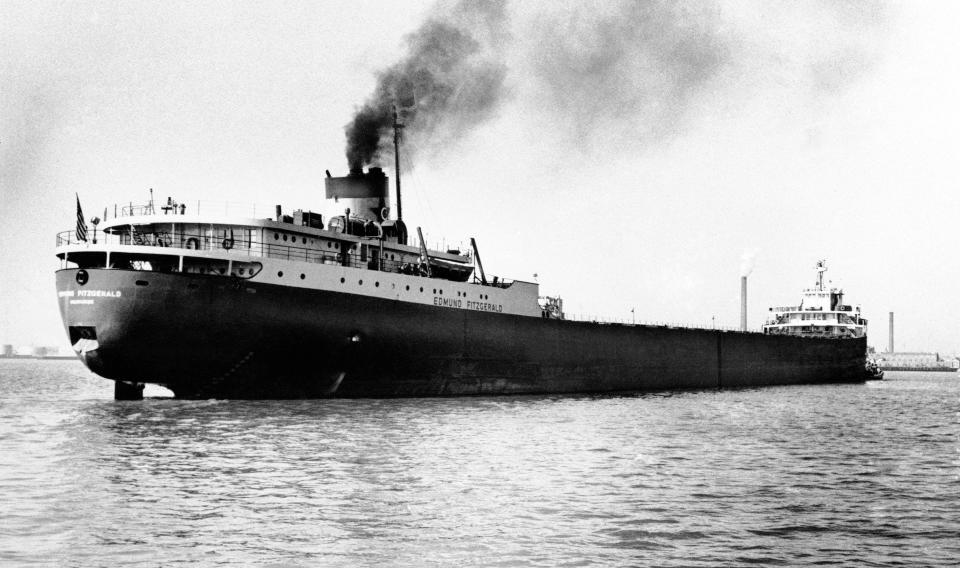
[375,282,380,287]
[302,237,307,244]
[274,233,279,240]
[278,271,284,277]
[457,291,461,297]
[327,242,332,248]
[405,285,410,291]
[433,289,436,294]
[420,287,424,292]
[340,277,345,283]
[359,280,363,285]
[439,290,443,295]
[391,254,395,260]
[283,234,288,241]
[335,243,340,249]
[300,273,305,280]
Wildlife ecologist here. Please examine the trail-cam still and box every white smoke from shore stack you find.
[739,250,757,332]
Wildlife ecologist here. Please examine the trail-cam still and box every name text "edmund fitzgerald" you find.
[433,297,503,313]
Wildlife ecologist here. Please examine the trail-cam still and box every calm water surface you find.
[1,359,957,566]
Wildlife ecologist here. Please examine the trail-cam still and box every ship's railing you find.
[86,201,464,251]
[565,313,765,333]
[93,200,281,221]
[56,228,469,278]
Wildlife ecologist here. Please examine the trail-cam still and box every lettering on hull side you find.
[433,296,503,313]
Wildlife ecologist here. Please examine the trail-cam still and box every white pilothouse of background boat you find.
[763,260,868,339]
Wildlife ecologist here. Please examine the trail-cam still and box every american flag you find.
[76,194,87,242]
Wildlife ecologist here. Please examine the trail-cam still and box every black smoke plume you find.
[345,1,888,167]
[519,2,733,148]
[523,1,887,151]
[344,1,507,170]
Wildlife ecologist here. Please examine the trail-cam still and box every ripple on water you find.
[0,363,958,566]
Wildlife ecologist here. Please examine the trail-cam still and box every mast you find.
[393,106,403,221]
[816,260,827,290]
[416,226,432,278]
[470,238,488,285]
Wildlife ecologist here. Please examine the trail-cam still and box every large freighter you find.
[55,164,868,399]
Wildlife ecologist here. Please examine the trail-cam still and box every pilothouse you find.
[763,260,868,338]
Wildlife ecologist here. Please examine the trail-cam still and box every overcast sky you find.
[1,1,958,354]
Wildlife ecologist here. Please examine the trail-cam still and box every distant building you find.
[877,352,959,371]
[28,346,63,358]
[2,344,13,357]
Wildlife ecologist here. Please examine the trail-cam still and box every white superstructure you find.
[56,192,545,319]
[763,260,867,338]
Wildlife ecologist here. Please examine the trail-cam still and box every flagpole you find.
[75,193,88,243]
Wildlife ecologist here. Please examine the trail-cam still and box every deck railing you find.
[563,314,764,333]
[56,228,463,278]
[93,200,280,222]
[86,200,464,253]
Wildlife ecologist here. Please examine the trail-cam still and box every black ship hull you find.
[56,269,868,398]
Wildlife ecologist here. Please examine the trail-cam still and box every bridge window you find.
[61,251,107,269]
[182,257,234,276]
[111,252,179,273]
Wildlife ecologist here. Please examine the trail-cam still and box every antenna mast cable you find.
[393,106,404,222]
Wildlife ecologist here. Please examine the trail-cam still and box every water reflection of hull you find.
[56,268,868,399]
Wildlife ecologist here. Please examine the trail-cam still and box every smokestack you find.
[741,276,747,332]
[324,167,390,222]
[888,312,894,353]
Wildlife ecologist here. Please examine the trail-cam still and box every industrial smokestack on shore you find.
[739,250,756,332]
[888,312,894,353]
[741,276,748,332]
